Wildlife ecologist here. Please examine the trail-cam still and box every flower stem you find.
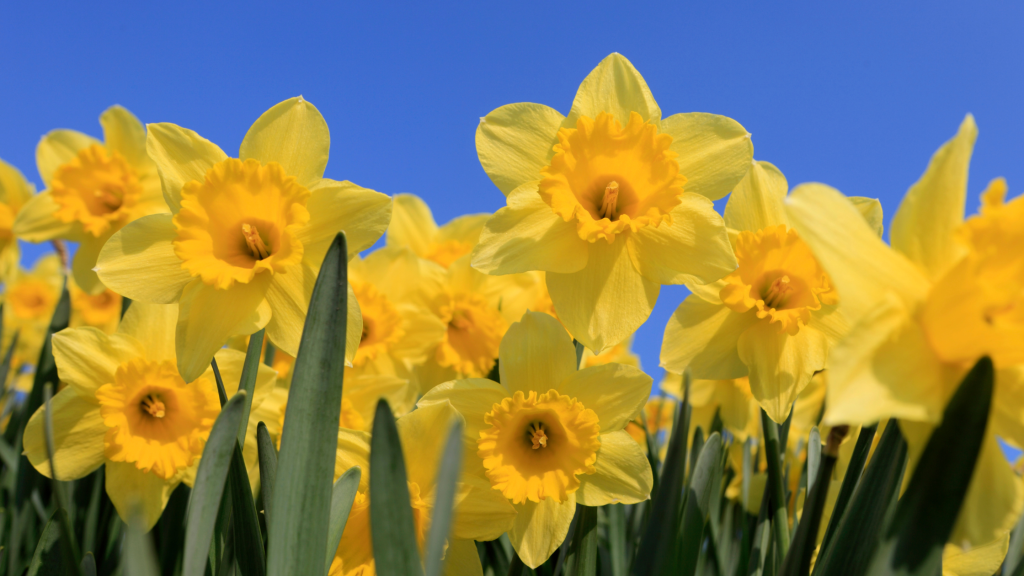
[761,408,791,560]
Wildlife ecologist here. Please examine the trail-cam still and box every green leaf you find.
[182,391,247,576]
[424,420,463,576]
[813,420,907,576]
[1005,506,1024,575]
[370,399,424,576]
[123,518,161,576]
[325,467,362,575]
[816,424,876,556]
[779,434,838,576]
[678,432,724,576]
[26,516,61,576]
[867,357,994,576]
[564,505,599,576]
[80,553,96,576]
[761,409,791,560]
[606,504,628,576]
[267,232,350,576]
[257,422,278,529]
[237,328,266,446]
[42,383,83,575]
[806,427,821,493]
[228,444,265,576]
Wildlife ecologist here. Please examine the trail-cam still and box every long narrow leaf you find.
[43,383,83,575]
[237,328,266,445]
[325,467,362,574]
[26,516,61,576]
[370,399,424,576]
[228,444,265,576]
[257,421,278,528]
[123,518,161,576]
[424,420,464,576]
[678,432,724,576]
[565,505,598,576]
[761,409,791,560]
[182,392,247,576]
[267,232,349,576]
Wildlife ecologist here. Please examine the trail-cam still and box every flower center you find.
[477,389,601,504]
[425,239,474,269]
[351,280,405,367]
[719,225,838,335]
[95,358,220,479]
[71,286,122,327]
[539,111,685,243]
[435,292,506,377]
[172,158,310,290]
[50,144,142,237]
[7,279,57,320]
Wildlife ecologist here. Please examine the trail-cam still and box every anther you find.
[600,181,620,220]
[242,223,271,260]
[141,394,166,418]
[763,275,793,309]
[528,422,548,450]
[94,188,123,211]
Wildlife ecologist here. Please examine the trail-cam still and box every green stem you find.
[761,408,791,559]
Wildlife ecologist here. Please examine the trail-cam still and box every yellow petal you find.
[724,161,787,232]
[443,538,485,576]
[557,364,652,432]
[576,430,653,506]
[471,182,587,275]
[95,214,192,304]
[660,113,754,202]
[239,97,329,190]
[476,103,564,196]
[105,461,177,531]
[398,401,462,488]
[345,373,418,429]
[661,293,755,379]
[333,429,371,489]
[211,348,277,410]
[118,301,178,363]
[37,129,100,187]
[992,366,1024,448]
[547,239,659,352]
[627,193,737,285]
[71,235,108,295]
[942,534,1010,576]
[389,304,447,365]
[417,378,508,439]
[145,122,228,213]
[263,262,316,356]
[509,495,576,569]
[737,321,828,424]
[0,157,35,210]
[175,276,271,382]
[298,178,392,267]
[438,213,490,246]
[848,196,884,237]
[499,311,577,396]
[386,193,439,254]
[451,472,518,542]
[891,114,976,281]
[950,431,1024,547]
[12,190,84,242]
[566,53,661,128]
[23,387,105,480]
[785,183,930,321]
[100,106,153,172]
[52,328,144,396]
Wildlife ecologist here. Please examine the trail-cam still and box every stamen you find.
[94,188,123,211]
[763,275,794,309]
[140,393,166,418]
[528,422,548,450]
[242,223,271,260]
[600,181,619,220]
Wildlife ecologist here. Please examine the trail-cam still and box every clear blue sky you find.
[2,1,1022,387]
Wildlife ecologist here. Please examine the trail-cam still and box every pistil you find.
[242,223,270,260]
[763,275,794,309]
[599,181,620,220]
[528,422,548,450]
[141,393,166,418]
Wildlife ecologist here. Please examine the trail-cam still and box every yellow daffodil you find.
[472,53,752,352]
[418,311,653,567]
[661,161,884,422]
[2,254,64,371]
[22,301,276,529]
[69,278,122,334]
[94,97,392,382]
[12,107,166,294]
[386,193,489,268]
[0,159,35,282]
[785,114,1024,550]
[328,401,515,576]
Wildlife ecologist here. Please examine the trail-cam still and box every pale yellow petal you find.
[398,401,461,488]
[471,182,587,275]
[499,311,577,395]
[566,53,661,127]
[942,534,1010,576]
[345,373,417,428]
[52,328,144,396]
[576,430,653,506]
[661,294,755,379]
[298,179,392,267]
[738,322,828,424]
[848,196,884,237]
[146,122,228,213]
[333,429,371,489]
[476,103,564,196]
[239,97,329,189]
[37,129,100,187]
[547,239,658,353]
[23,387,105,480]
[724,161,787,232]
[106,461,177,531]
[12,190,83,242]
[660,113,754,201]
[95,214,192,304]
[0,157,35,210]
[175,276,271,382]
[509,495,576,569]
[71,235,107,295]
[386,193,439,255]
[211,347,277,410]
[389,304,447,364]
[439,214,490,247]
[627,192,737,285]
[118,301,178,363]
[949,432,1024,547]
[417,378,508,439]
[443,539,485,576]
[264,262,316,356]
[785,183,930,321]
[891,114,976,281]
[100,105,152,172]
[451,473,518,541]
[992,366,1024,448]
[557,364,651,432]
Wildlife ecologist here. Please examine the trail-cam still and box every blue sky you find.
[2,1,1022,387]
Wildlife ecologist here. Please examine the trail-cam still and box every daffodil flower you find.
[386,193,489,269]
[3,254,64,371]
[661,161,882,422]
[418,311,653,567]
[12,107,167,294]
[22,301,277,529]
[94,97,392,381]
[327,401,516,576]
[784,115,1024,549]
[472,53,752,352]
[0,159,34,282]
